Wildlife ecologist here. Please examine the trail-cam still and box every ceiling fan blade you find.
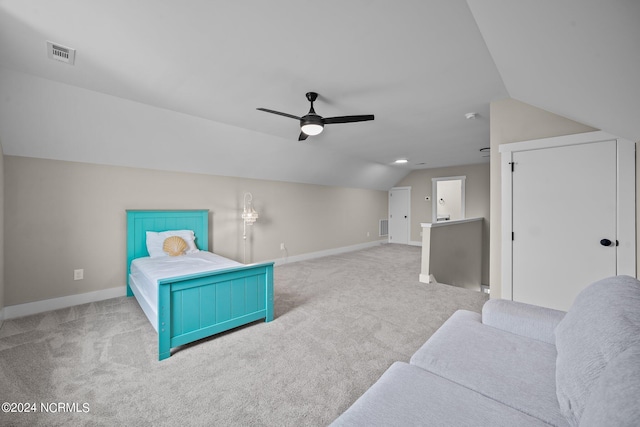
[298,132,309,141]
[323,114,375,124]
[257,108,301,120]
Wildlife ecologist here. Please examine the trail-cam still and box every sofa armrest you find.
[482,299,566,345]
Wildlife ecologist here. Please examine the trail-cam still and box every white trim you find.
[498,130,617,153]
[4,286,127,320]
[0,307,4,330]
[419,273,437,284]
[408,240,422,247]
[4,240,391,320]
[270,240,387,266]
[421,217,483,228]
[501,149,514,300]
[617,139,637,277]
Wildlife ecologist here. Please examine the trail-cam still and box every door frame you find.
[499,131,636,301]
[432,176,466,222]
[389,186,411,245]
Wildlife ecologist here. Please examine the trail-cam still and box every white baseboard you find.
[0,307,4,330]
[270,240,387,266]
[419,273,436,284]
[408,240,422,247]
[4,286,127,320]
[4,240,389,320]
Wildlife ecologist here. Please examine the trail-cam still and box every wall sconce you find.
[242,192,259,263]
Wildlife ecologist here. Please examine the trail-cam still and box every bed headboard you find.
[126,210,209,277]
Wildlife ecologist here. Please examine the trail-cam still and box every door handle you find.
[600,239,619,247]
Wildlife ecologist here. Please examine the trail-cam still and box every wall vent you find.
[379,219,389,237]
[47,41,76,65]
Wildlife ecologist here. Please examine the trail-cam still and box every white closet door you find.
[389,187,410,244]
[511,140,617,311]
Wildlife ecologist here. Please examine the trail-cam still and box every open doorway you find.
[432,176,466,222]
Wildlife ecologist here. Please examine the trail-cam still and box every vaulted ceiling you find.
[0,1,638,190]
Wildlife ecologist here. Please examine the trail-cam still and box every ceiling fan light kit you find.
[300,115,324,136]
[300,92,324,136]
[257,91,374,141]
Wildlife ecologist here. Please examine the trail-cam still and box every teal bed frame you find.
[126,209,274,360]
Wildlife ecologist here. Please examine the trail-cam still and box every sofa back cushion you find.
[579,345,640,427]
[554,275,640,426]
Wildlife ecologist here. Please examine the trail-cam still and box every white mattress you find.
[130,252,242,330]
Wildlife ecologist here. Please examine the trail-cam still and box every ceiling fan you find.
[257,92,375,141]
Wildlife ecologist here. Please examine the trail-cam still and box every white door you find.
[502,132,635,311]
[389,187,410,244]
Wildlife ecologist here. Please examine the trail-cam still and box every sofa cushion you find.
[482,298,566,345]
[555,275,640,426]
[330,361,550,427]
[410,310,567,426]
[580,345,640,427]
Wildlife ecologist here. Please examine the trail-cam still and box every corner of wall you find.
[489,98,598,299]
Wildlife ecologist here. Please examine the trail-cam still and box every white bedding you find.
[129,252,242,330]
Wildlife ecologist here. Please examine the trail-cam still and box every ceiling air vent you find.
[47,41,76,65]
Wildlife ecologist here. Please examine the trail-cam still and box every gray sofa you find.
[331,275,640,426]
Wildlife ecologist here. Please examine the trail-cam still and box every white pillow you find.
[146,230,199,257]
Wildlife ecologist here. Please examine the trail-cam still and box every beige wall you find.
[396,163,490,284]
[489,98,599,297]
[4,156,388,306]
[421,219,483,290]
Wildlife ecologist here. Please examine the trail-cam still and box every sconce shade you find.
[242,206,259,224]
[242,192,259,225]
[241,192,258,263]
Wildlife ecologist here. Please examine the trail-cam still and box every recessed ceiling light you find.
[394,159,408,164]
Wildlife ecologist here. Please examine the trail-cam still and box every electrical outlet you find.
[280,243,285,250]
[74,269,84,280]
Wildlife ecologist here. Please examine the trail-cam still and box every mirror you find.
[432,176,466,222]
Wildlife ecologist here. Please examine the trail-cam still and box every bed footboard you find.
[157,262,274,360]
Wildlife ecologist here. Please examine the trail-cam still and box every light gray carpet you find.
[0,244,488,426]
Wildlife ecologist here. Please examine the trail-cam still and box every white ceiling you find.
[0,1,638,190]
[467,0,640,144]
